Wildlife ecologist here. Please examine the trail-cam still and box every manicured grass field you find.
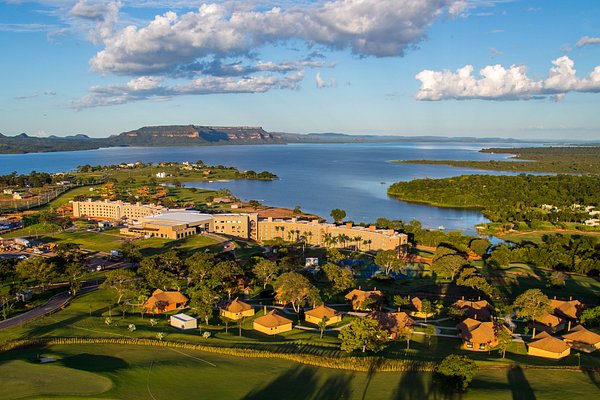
[0,343,598,400]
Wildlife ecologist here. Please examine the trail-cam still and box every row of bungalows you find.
[536,298,584,334]
[527,325,600,359]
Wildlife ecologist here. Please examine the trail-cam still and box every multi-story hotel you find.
[71,200,407,251]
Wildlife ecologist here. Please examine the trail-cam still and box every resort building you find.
[257,218,408,252]
[72,200,408,251]
[72,200,165,220]
[169,313,197,330]
[304,305,342,326]
[452,299,492,320]
[370,311,414,340]
[562,325,600,353]
[457,318,509,352]
[253,310,293,335]
[143,289,188,314]
[527,331,571,359]
[122,211,214,240]
[220,298,255,321]
[345,289,384,311]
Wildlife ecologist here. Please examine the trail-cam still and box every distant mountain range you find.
[0,125,592,154]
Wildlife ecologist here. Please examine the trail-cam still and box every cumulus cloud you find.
[315,72,336,88]
[69,0,121,43]
[72,71,304,109]
[415,56,600,101]
[90,0,460,76]
[576,36,600,48]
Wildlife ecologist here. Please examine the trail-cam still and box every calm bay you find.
[0,142,531,233]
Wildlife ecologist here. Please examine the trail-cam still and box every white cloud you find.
[415,56,600,101]
[90,0,460,76]
[489,47,503,57]
[72,71,304,109]
[69,0,121,43]
[315,72,336,89]
[576,36,600,48]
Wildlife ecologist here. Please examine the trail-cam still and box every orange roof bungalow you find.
[534,312,567,334]
[345,289,383,311]
[550,298,584,320]
[562,325,600,353]
[527,331,571,360]
[144,289,188,314]
[220,298,255,321]
[457,318,509,352]
[408,296,435,319]
[452,299,492,320]
[370,311,414,340]
[253,310,293,335]
[305,305,342,326]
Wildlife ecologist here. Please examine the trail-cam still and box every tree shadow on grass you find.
[392,371,449,400]
[243,365,352,400]
[584,369,600,390]
[61,353,129,372]
[507,366,536,400]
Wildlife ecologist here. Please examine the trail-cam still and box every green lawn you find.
[0,343,598,400]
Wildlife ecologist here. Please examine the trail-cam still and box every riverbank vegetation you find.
[395,146,600,175]
[388,174,600,228]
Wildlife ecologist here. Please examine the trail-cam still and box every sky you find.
[1,0,599,140]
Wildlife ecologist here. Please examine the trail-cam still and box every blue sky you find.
[1,0,599,140]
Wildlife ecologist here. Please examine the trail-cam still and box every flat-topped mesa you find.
[114,125,284,145]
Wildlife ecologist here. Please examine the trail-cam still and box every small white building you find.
[170,313,197,330]
[156,172,167,178]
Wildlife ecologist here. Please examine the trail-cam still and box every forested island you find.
[395,146,600,175]
[387,174,600,229]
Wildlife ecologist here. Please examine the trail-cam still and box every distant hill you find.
[108,125,285,146]
[0,124,587,154]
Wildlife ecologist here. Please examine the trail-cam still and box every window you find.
[478,343,486,350]
[466,341,473,349]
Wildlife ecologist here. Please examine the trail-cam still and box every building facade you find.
[72,200,165,220]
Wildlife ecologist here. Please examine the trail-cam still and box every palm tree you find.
[322,233,332,248]
[353,235,362,251]
[337,234,345,248]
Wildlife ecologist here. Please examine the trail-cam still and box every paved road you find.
[0,285,98,331]
[0,291,71,331]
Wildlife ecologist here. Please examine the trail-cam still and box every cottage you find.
[457,318,508,351]
[535,312,566,334]
[527,331,571,359]
[305,305,342,326]
[562,325,600,353]
[345,289,383,311]
[370,311,414,340]
[452,299,492,320]
[220,297,255,321]
[253,310,293,335]
[143,289,188,314]
[408,296,435,319]
[169,313,197,330]
[550,298,584,320]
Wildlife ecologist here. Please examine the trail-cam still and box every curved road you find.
[0,285,97,331]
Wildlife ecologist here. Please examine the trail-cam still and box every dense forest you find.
[388,174,600,224]
[396,146,600,175]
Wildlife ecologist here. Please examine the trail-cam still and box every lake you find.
[0,142,529,233]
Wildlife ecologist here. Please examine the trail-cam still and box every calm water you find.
[0,142,530,233]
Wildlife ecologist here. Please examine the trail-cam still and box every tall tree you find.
[431,254,466,281]
[330,208,346,224]
[16,257,57,293]
[436,354,478,392]
[456,267,494,296]
[65,262,87,296]
[101,269,138,304]
[496,329,513,359]
[321,263,356,294]
[338,317,387,353]
[252,259,280,289]
[274,272,320,312]
[375,250,405,276]
[513,289,551,338]
[185,252,216,285]
[120,241,142,264]
[189,284,219,325]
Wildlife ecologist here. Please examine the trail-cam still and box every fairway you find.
[0,343,599,400]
